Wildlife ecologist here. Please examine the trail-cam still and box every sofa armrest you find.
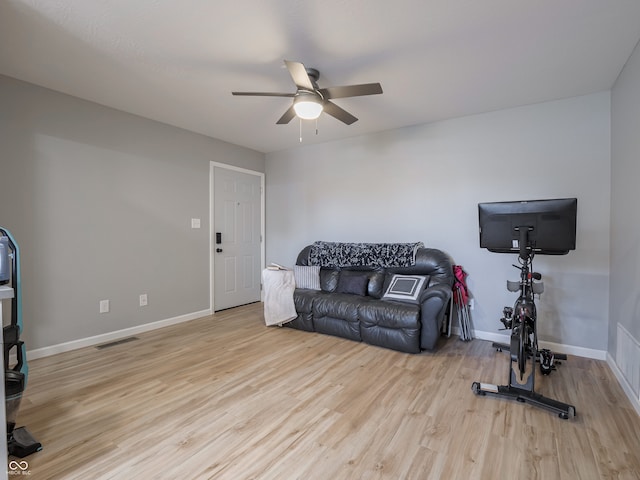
[419,283,451,304]
[419,284,452,350]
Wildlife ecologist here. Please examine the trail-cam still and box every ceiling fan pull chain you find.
[299,118,303,143]
[315,118,319,136]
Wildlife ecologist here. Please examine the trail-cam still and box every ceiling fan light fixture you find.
[293,93,323,120]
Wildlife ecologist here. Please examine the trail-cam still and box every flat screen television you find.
[478,198,577,257]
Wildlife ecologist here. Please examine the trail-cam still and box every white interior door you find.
[212,166,262,311]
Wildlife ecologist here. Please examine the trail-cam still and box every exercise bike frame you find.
[510,255,539,386]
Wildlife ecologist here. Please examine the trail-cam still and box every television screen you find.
[478,198,577,256]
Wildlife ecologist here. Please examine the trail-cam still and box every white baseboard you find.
[607,352,640,417]
[451,327,607,360]
[27,309,212,360]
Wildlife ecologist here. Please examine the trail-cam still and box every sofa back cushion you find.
[320,268,340,292]
[385,248,453,287]
[321,269,386,298]
[367,271,386,299]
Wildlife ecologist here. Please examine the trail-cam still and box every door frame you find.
[209,162,265,311]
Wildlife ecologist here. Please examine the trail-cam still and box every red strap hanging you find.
[453,265,469,305]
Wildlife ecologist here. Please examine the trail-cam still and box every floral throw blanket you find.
[308,241,424,268]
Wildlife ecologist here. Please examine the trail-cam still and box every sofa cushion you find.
[320,268,340,292]
[382,274,429,304]
[367,271,386,298]
[293,265,321,290]
[313,293,361,341]
[313,293,360,322]
[359,300,421,353]
[289,290,326,332]
[294,289,322,313]
[359,300,421,329]
[360,323,421,354]
[336,271,369,296]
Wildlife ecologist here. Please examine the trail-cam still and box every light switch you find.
[99,299,110,313]
[191,218,201,229]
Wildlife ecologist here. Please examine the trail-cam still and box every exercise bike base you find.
[471,381,576,420]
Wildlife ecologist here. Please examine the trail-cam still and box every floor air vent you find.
[96,336,140,350]
[616,323,640,400]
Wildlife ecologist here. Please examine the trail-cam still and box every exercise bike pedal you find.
[539,349,555,375]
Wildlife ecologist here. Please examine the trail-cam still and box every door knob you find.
[216,248,223,253]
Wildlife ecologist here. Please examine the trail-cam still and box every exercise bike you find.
[472,227,576,419]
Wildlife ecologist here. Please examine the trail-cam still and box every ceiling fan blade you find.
[319,83,383,100]
[232,91,295,97]
[322,101,358,125]
[284,60,314,91]
[276,105,297,125]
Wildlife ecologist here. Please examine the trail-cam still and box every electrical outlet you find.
[99,299,110,313]
[191,218,201,229]
[139,294,148,307]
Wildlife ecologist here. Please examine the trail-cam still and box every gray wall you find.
[1,68,618,356]
[0,75,264,350]
[610,40,640,354]
[266,92,611,352]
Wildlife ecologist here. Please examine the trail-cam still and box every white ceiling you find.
[1,0,639,154]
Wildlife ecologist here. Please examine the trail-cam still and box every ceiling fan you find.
[232,60,383,125]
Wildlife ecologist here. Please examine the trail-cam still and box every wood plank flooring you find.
[13,302,640,479]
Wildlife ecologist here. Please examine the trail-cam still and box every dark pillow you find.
[382,274,430,304]
[336,271,369,296]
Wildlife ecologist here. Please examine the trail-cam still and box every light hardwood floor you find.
[13,302,640,479]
